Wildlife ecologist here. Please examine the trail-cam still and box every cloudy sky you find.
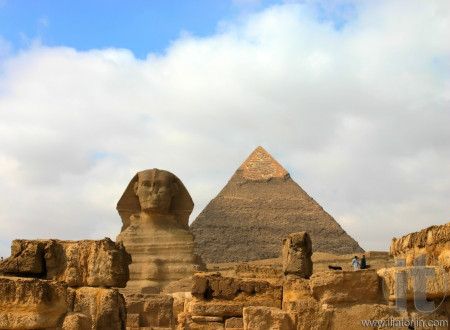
[0,0,449,259]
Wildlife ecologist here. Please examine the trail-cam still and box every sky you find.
[0,0,449,259]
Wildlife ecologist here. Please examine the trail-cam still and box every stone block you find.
[0,240,45,275]
[234,263,282,281]
[192,273,281,301]
[243,306,295,330]
[282,232,313,279]
[71,286,127,330]
[192,316,224,322]
[390,222,450,270]
[126,313,140,327]
[379,266,449,301]
[189,273,282,317]
[62,312,92,330]
[123,293,173,328]
[0,276,68,329]
[289,299,332,330]
[225,317,244,329]
[171,291,191,320]
[282,277,313,311]
[309,269,379,304]
[331,304,401,330]
[0,238,131,287]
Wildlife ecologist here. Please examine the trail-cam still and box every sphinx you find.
[116,169,205,290]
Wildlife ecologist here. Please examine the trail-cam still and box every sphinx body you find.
[116,169,205,291]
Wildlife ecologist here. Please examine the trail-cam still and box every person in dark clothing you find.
[360,255,367,269]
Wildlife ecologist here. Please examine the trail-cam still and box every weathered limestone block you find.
[171,291,192,321]
[309,269,379,304]
[243,307,295,330]
[0,276,68,329]
[282,277,313,311]
[189,273,282,317]
[69,286,127,330]
[330,304,401,330]
[116,169,206,290]
[61,312,92,330]
[0,238,131,287]
[126,313,140,327]
[0,240,45,274]
[192,273,281,300]
[390,222,450,269]
[234,263,282,282]
[123,293,173,328]
[282,232,313,279]
[282,276,333,329]
[178,313,224,329]
[379,267,449,301]
[289,299,333,330]
[225,317,244,329]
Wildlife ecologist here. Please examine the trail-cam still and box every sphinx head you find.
[134,169,179,214]
[117,168,193,231]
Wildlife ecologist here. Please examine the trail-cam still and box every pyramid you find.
[190,146,364,263]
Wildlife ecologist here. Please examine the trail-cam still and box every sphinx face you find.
[134,169,177,214]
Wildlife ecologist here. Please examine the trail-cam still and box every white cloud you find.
[0,0,449,258]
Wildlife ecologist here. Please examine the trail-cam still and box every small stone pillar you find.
[282,231,313,279]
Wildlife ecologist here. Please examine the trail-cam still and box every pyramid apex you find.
[238,146,289,180]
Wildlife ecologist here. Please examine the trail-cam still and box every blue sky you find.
[0,0,291,58]
[0,0,449,258]
[0,0,359,58]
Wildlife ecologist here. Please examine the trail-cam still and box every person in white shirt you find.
[351,256,360,269]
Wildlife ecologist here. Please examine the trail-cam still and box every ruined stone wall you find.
[390,222,450,269]
[173,227,450,329]
[0,238,130,330]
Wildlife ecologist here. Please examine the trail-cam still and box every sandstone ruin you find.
[0,238,131,287]
[191,146,364,263]
[0,238,130,329]
[390,222,450,270]
[175,224,450,329]
[282,232,313,279]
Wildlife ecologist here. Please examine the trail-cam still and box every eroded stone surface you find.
[234,263,282,283]
[243,306,295,330]
[0,240,45,274]
[189,273,282,317]
[123,293,173,328]
[330,304,401,330]
[390,222,450,270]
[0,238,131,287]
[69,286,127,330]
[177,313,225,329]
[0,276,68,329]
[282,231,313,279]
[282,277,313,311]
[225,317,244,329]
[61,313,92,330]
[309,269,379,305]
[116,168,205,290]
[379,266,449,301]
[289,299,332,330]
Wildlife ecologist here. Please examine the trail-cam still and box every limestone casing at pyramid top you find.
[238,146,289,180]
